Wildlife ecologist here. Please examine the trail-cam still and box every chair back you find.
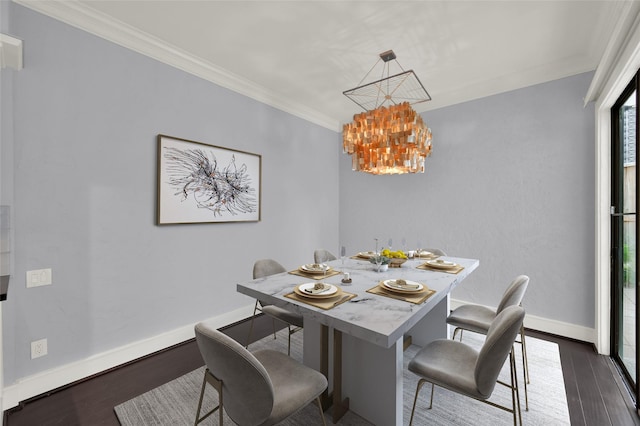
[195,322,274,425]
[424,248,447,256]
[253,259,286,279]
[314,249,337,263]
[496,275,529,313]
[474,305,525,398]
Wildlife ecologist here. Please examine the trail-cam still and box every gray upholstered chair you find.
[408,305,526,426]
[313,249,337,264]
[194,321,327,426]
[246,259,303,355]
[446,275,530,409]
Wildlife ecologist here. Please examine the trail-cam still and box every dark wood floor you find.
[3,315,640,426]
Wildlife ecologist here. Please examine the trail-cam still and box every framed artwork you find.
[157,134,261,224]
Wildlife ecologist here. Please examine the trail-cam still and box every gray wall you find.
[339,72,595,328]
[3,4,339,384]
[4,1,596,389]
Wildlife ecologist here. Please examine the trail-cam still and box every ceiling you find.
[14,1,631,131]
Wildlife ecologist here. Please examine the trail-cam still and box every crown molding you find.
[584,0,640,105]
[13,0,341,132]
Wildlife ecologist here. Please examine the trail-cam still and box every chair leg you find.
[287,325,292,356]
[509,349,523,426]
[194,369,223,425]
[452,327,462,341]
[409,378,429,426]
[245,301,260,348]
[521,324,530,384]
[518,325,529,411]
[194,373,207,426]
[315,396,327,426]
[219,382,224,426]
[429,383,435,409]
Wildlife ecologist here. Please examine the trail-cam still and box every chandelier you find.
[342,50,433,175]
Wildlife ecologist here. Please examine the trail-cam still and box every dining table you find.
[236,253,479,426]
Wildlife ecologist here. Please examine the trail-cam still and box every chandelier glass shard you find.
[342,50,433,175]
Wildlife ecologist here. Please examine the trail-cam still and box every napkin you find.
[304,283,331,294]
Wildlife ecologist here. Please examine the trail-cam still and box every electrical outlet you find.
[31,338,47,359]
[26,268,52,288]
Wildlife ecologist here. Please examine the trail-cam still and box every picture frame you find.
[157,134,261,224]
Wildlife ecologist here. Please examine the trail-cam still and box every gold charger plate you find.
[424,259,458,270]
[299,263,332,274]
[367,284,435,305]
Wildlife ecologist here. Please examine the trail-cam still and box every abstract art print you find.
[157,135,261,224]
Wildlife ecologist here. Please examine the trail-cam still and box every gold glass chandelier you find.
[343,50,433,175]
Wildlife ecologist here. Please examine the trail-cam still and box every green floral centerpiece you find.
[368,255,390,265]
[369,254,390,272]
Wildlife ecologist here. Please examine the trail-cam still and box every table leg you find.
[332,329,349,423]
[408,294,450,346]
[341,334,403,425]
[319,324,331,411]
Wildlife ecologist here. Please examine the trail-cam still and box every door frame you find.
[610,77,639,394]
[595,14,640,356]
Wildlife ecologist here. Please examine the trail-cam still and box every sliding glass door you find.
[612,74,639,402]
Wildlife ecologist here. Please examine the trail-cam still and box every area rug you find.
[114,329,570,425]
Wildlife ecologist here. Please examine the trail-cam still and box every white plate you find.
[358,251,376,258]
[425,259,457,269]
[416,251,433,257]
[297,282,338,297]
[382,279,424,293]
[300,263,330,273]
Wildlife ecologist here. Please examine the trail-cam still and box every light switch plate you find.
[26,268,52,288]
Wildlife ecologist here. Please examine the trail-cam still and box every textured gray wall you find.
[3,4,339,384]
[339,72,595,328]
[4,2,596,389]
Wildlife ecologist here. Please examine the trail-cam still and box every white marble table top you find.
[237,256,479,348]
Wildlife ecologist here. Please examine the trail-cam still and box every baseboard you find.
[450,299,596,344]
[2,305,253,411]
[2,300,597,411]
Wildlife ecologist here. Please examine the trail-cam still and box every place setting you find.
[351,251,377,260]
[416,258,465,274]
[288,263,342,280]
[284,282,356,310]
[412,249,441,260]
[366,278,436,304]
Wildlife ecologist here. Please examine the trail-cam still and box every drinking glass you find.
[341,245,346,269]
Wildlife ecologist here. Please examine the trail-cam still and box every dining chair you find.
[408,305,526,426]
[314,249,337,263]
[446,274,530,409]
[246,259,303,355]
[194,321,327,426]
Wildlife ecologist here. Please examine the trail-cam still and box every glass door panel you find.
[612,80,638,397]
[622,220,636,379]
